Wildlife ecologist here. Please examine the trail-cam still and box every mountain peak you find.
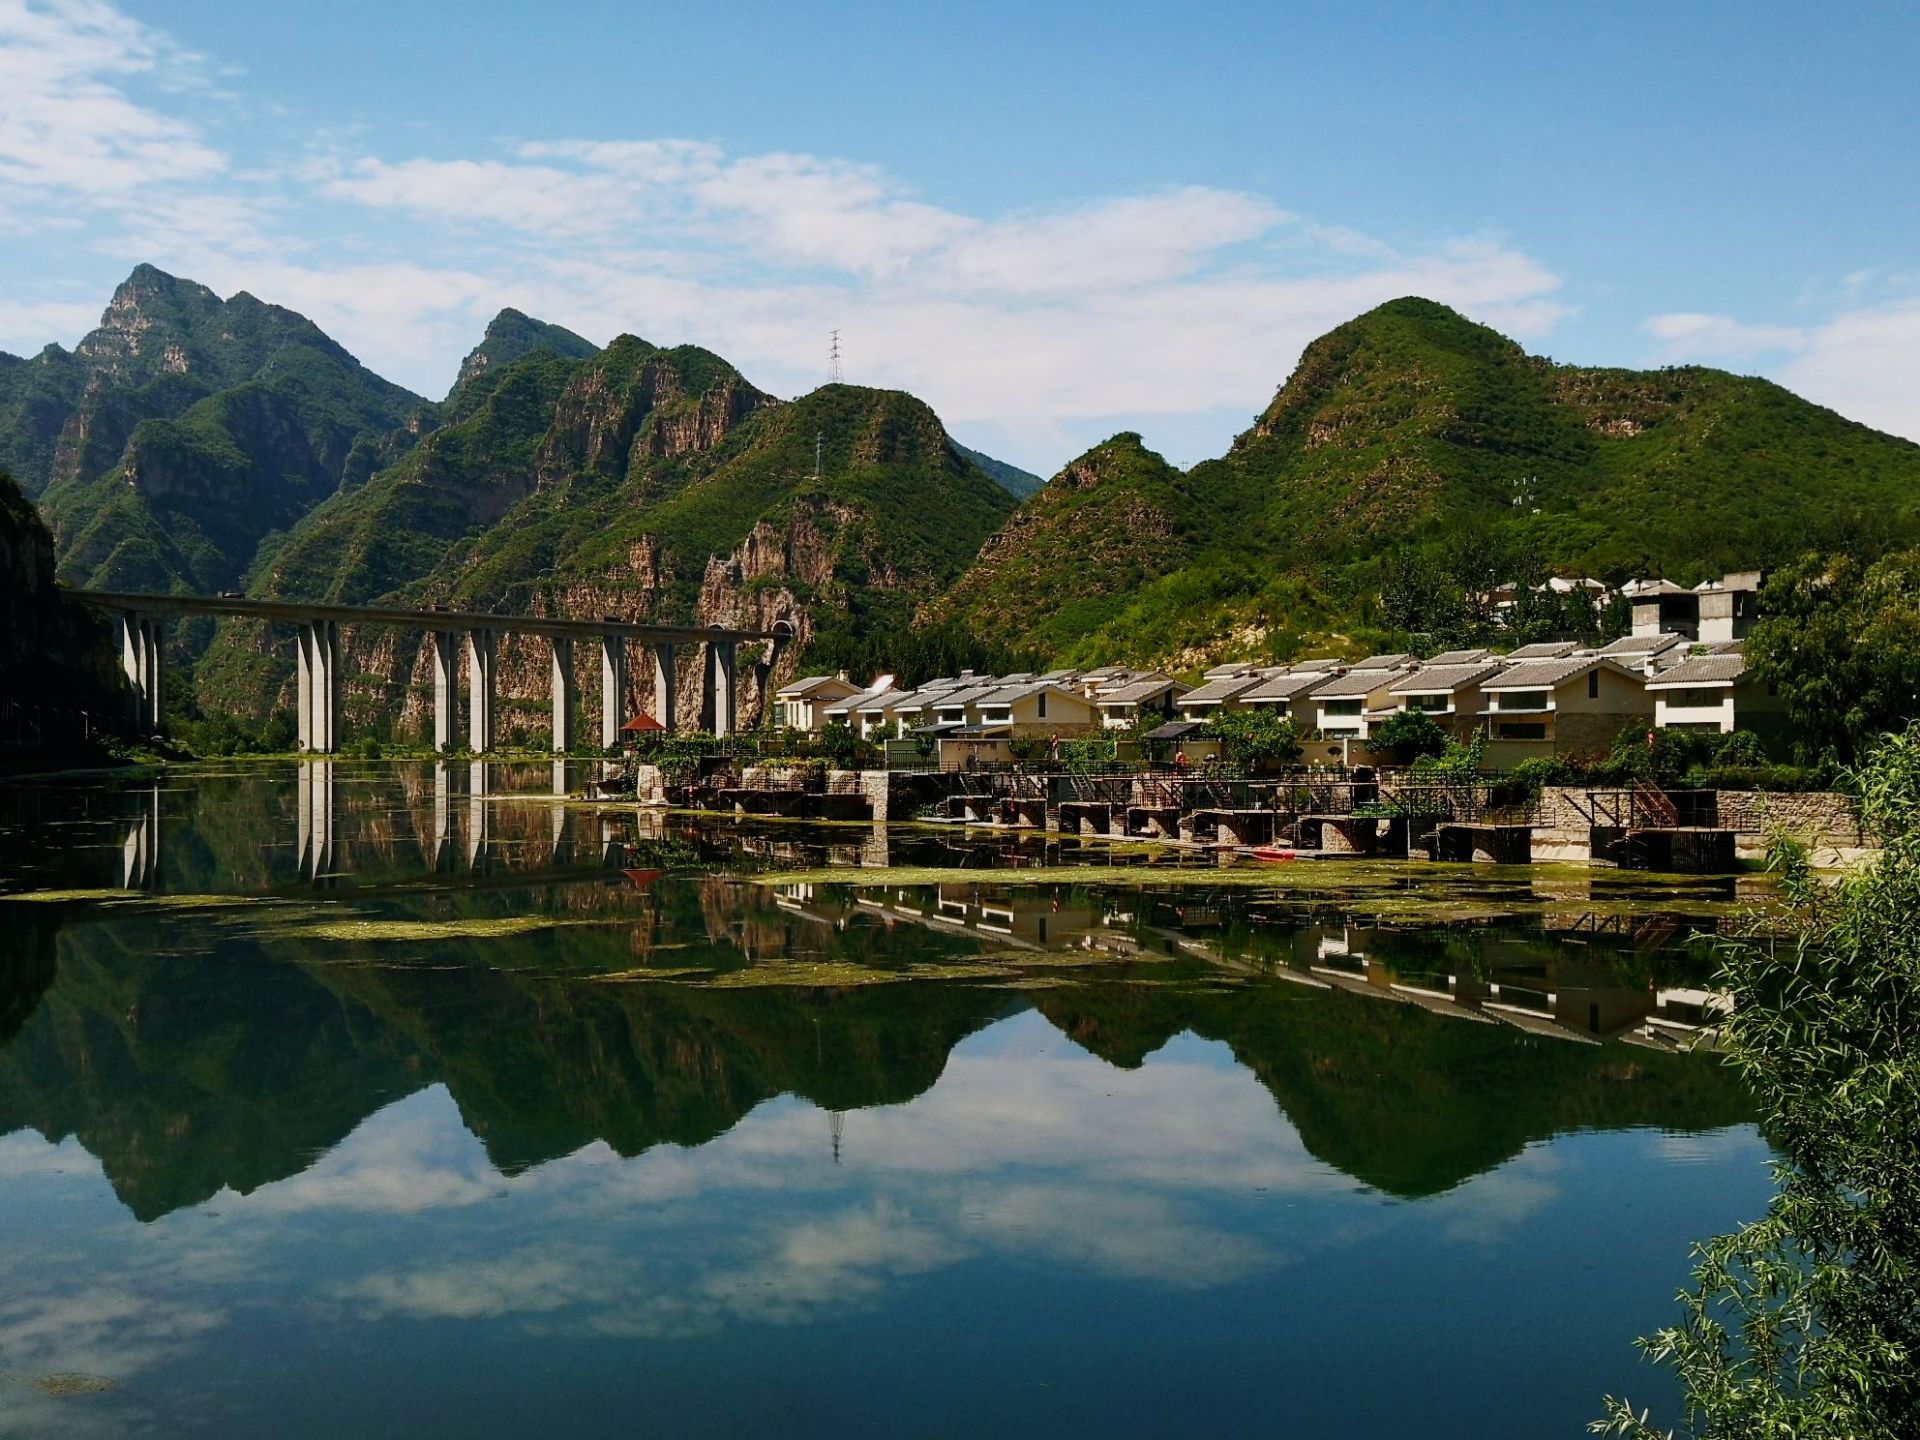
[450,310,599,400]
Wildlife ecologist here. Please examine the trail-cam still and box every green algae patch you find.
[0,888,143,903]
[276,915,615,943]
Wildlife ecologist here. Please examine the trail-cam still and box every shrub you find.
[1371,708,1450,761]
[1202,709,1302,770]
[1508,754,1578,798]
[1714,729,1770,767]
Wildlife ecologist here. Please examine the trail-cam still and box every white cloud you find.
[1641,311,1806,361]
[1642,296,1920,444]
[0,0,224,198]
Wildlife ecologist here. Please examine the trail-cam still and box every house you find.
[1627,572,1761,642]
[1645,650,1786,736]
[1239,669,1335,729]
[973,681,1100,736]
[1094,675,1188,730]
[773,674,861,732]
[1177,673,1268,721]
[1384,662,1504,736]
[1597,632,1684,675]
[925,684,1002,729]
[853,685,916,739]
[1479,656,1653,758]
[821,676,897,735]
[1303,666,1410,739]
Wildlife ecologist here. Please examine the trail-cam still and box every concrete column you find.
[298,761,334,880]
[652,642,677,733]
[116,614,141,729]
[600,634,627,749]
[466,629,496,754]
[432,631,459,753]
[551,637,576,754]
[708,640,737,737]
[295,624,316,753]
[319,620,341,754]
[141,618,164,733]
[431,761,452,870]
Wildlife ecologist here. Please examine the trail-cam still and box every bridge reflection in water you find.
[116,761,752,890]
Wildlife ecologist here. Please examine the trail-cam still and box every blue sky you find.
[2,0,1916,473]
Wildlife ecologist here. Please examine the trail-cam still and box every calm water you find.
[0,764,1771,1437]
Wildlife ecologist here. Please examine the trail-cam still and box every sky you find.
[1,0,1917,475]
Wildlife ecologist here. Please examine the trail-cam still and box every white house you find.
[1479,655,1652,756]
[1645,651,1786,736]
[773,674,862,732]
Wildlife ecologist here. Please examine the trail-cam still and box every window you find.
[1037,691,1047,719]
[1323,699,1363,717]
[1406,694,1450,713]
[1495,690,1550,712]
[1588,670,1600,700]
[1673,687,1723,709]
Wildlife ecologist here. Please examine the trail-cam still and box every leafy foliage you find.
[1202,708,1303,769]
[1596,726,1920,1439]
[1371,707,1451,760]
[1748,548,1920,762]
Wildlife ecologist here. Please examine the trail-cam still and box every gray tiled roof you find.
[1424,648,1494,666]
[1241,670,1332,702]
[1098,676,1184,706]
[1646,654,1750,686]
[1312,667,1409,699]
[1482,657,1608,690]
[775,674,854,698]
[1599,633,1683,657]
[929,685,1000,710]
[1506,641,1579,660]
[854,687,910,711]
[1179,675,1266,705]
[1388,662,1502,696]
[1202,663,1262,680]
[1352,652,1415,669]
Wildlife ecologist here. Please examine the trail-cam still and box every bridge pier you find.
[601,634,627,749]
[652,642,677,733]
[116,613,165,734]
[705,639,737,737]
[432,631,458,752]
[551,637,575,753]
[296,620,341,754]
[466,629,496,754]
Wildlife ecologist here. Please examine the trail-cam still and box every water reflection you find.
[0,764,1771,1438]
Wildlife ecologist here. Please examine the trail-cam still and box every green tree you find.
[1202,708,1302,770]
[1371,707,1450,761]
[1596,725,1920,1439]
[1748,550,1920,761]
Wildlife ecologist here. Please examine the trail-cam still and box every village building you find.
[1479,655,1653,760]
[1303,666,1410,739]
[1644,650,1786,736]
[975,680,1101,736]
[773,674,861,732]
[1384,661,1504,737]
[1177,673,1269,721]
[1239,669,1336,729]
[1094,675,1188,729]
[1626,571,1761,643]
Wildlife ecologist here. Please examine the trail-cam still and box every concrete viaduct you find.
[82,592,791,755]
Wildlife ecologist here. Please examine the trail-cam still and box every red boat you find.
[1247,847,1300,863]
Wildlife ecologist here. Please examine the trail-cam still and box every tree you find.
[1202,708,1302,770]
[1748,549,1920,761]
[1370,707,1450,761]
[1596,725,1920,1439]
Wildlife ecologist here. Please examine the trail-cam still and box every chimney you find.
[836,669,849,682]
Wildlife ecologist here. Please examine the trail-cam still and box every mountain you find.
[954,442,1044,499]
[0,468,120,740]
[938,297,1920,664]
[449,308,599,401]
[199,335,1016,727]
[4,265,426,595]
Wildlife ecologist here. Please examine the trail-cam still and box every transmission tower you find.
[828,330,843,385]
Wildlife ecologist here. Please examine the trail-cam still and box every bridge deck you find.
[74,590,786,645]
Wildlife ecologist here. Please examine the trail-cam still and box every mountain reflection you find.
[0,880,1751,1221]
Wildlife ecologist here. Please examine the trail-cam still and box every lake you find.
[0,763,1771,1437]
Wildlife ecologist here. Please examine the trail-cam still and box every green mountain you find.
[202,335,1016,717]
[14,265,425,594]
[449,307,599,401]
[0,468,120,736]
[954,442,1044,500]
[939,297,1920,664]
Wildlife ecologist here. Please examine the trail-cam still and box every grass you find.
[267,915,616,943]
